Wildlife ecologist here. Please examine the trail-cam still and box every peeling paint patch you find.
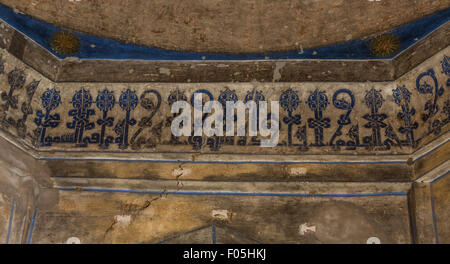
[367,237,381,244]
[159,67,171,76]
[290,167,307,176]
[299,223,316,235]
[172,168,191,177]
[114,215,131,227]
[62,57,82,63]
[212,209,232,222]
[66,237,81,244]
[272,62,286,82]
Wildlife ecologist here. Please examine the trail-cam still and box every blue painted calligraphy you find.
[218,87,238,131]
[189,89,214,150]
[2,68,26,111]
[167,89,188,145]
[307,89,330,146]
[1,68,26,128]
[95,89,116,149]
[66,88,96,147]
[362,88,387,148]
[34,88,61,146]
[441,55,449,87]
[242,89,266,147]
[392,85,418,147]
[280,88,301,146]
[130,89,162,149]
[115,89,138,149]
[330,89,354,148]
[416,69,444,122]
[16,80,40,138]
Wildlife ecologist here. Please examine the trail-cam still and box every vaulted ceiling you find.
[1,0,449,52]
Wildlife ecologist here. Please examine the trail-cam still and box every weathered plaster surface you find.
[30,190,412,244]
[0,0,448,52]
[0,194,12,243]
[0,4,447,244]
[0,136,52,244]
[430,173,450,243]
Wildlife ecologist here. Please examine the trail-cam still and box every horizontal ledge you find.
[35,132,450,165]
[415,161,450,183]
[54,178,411,197]
[0,129,448,165]
[59,188,408,197]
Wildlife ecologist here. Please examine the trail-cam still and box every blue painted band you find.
[27,207,37,244]
[429,185,439,244]
[212,226,216,244]
[0,4,448,60]
[59,187,407,197]
[40,157,406,164]
[5,198,15,244]
[407,195,416,244]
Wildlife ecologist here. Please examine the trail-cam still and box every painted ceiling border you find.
[0,4,448,61]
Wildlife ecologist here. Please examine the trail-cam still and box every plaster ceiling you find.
[0,0,448,53]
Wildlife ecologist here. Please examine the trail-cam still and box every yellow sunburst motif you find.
[369,34,400,57]
[50,32,81,55]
